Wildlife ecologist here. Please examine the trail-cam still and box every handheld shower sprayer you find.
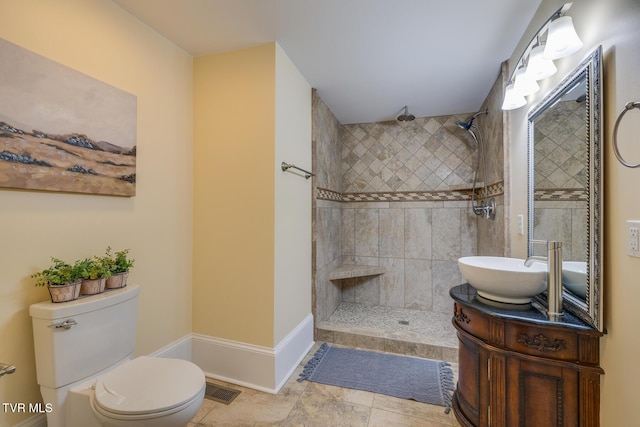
[457,109,495,220]
[455,109,488,131]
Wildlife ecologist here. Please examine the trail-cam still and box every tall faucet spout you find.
[528,240,563,320]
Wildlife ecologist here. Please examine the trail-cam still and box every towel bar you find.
[281,162,315,179]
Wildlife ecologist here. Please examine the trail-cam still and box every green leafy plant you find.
[105,247,135,274]
[77,256,113,280]
[32,257,84,287]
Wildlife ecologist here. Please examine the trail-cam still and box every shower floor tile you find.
[316,303,458,362]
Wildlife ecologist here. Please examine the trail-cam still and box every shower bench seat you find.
[329,264,386,281]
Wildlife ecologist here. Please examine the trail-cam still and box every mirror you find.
[527,46,603,331]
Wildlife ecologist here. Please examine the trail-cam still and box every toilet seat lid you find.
[94,356,204,415]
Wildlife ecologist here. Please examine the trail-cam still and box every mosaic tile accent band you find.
[534,188,588,201]
[342,191,469,202]
[316,187,343,201]
[316,181,504,202]
[477,181,504,199]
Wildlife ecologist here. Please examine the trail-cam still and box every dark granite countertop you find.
[450,283,596,332]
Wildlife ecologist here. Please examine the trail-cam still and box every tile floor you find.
[189,342,462,427]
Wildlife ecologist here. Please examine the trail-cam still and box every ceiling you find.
[112,0,542,124]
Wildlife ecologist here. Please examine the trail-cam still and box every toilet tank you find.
[29,285,140,389]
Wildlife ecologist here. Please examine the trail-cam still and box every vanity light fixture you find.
[502,2,582,110]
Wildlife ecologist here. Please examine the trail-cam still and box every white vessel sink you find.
[562,261,587,299]
[458,256,547,304]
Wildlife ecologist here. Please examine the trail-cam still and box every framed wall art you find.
[0,38,137,197]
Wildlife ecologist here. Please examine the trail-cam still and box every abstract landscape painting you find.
[0,38,137,197]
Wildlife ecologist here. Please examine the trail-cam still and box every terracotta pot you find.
[105,272,128,289]
[80,278,106,295]
[48,281,81,303]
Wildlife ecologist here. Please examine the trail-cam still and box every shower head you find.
[456,109,488,130]
[397,106,415,122]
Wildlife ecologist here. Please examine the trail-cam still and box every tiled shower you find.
[311,65,507,359]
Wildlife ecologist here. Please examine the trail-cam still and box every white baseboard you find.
[274,313,315,391]
[147,333,192,360]
[191,314,314,393]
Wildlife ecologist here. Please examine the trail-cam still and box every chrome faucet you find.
[525,240,563,321]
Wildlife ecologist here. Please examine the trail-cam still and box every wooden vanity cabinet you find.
[450,285,603,427]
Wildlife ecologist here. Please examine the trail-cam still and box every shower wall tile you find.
[341,277,355,303]
[313,91,344,322]
[432,208,461,261]
[315,264,330,320]
[341,116,477,193]
[316,258,342,321]
[379,209,404,258]
[316,205,342,268]
[322,201,478,314]
[432,260,463,314]
[476,194,505,257]
[404,259,432,310]
[404,208,432,260]
[341,208,355,257]
[477,63,506,257]
[460,208,478,258]
[354,276,380,306]
[379,257,405,308]
[355,209,379,257]
[481,63,506,186]
[313,90,342,192]
[395,201,444,209]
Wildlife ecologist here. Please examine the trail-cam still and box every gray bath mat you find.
[298,343,454,413]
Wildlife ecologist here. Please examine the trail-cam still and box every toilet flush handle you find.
[0,363,16,377]
[48,319,77,330]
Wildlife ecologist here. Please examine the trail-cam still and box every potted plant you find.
[77,256,112,295]
[32,257,84,303]
[104,247,134,289]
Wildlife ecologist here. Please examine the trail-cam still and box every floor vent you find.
[399,320,410,325]
[204,382,241,405]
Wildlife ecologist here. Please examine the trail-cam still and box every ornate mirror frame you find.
[527,46,603,331]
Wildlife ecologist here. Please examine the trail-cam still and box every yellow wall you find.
[193,44,276,347]
[507,0,640,424]
[0,1,194,425]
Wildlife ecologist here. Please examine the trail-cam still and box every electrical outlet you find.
[628,220,640,257]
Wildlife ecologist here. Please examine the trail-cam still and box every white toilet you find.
[29,285,205,427]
